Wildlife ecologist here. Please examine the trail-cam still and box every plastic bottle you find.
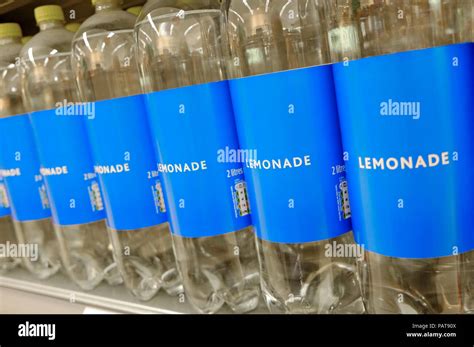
[225,0,364,313]
[20,5,120,290]
[72,0,182,300]
[0,23,23,274]
[136,0,261,313]
[0,22,60,279]
[331,0,472,313]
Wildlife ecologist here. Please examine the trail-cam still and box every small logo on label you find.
[0,183,10,208]
[152,180,167,213]
[339,180,351,219]
[88,181,104,212]
[335,178,351,221]
[233,180,250,217]
[39,184,50,209]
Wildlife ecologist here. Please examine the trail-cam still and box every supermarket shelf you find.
[0,268,268,314]
[0,286,89,314]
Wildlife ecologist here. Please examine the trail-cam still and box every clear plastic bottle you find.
[225,0,364,314]
[0,21,61,279]
[136,0,261,313]
[331,0,471,314]
[0,23,23,273]
[20,5,119,289]
[72,0,181,300]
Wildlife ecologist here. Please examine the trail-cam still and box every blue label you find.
[333,43,474,258]
[0,114,51,222]
[85,95,167,231]
[230,66,352,244]
[145,81,252,238]
[0,175,10,217]
[29,108,106,226]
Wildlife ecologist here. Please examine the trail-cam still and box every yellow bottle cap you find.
[34,5,65,25]
[126,6,142,16]
[0,23,22,40]
[21,36,32,45]
[65,23,81,33]
[92,0,123,6]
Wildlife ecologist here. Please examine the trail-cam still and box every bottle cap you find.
[21,36,32,45]
[65,22,81,32]
[126,6,142,16]
[34,5,65,24]
[92,0,124,6]
[0,23,22,40]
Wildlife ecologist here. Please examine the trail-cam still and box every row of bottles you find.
[0,0,472,314]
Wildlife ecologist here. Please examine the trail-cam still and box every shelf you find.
[0,268,268,314]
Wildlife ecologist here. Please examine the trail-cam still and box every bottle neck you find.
[95,0,122,13]
[0,36,20,46]
[39,20,64,31]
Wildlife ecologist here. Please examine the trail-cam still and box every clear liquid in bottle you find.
[21,5,118,288]
[136,0,261,313]
[72,0,181,300]
[330,0,469,314]
[0,23,24,274]
[226,0,364,314]
[0,22,60,279]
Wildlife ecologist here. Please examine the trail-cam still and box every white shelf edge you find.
[0,272,184,314]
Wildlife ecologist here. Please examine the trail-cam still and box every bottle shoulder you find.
[74,9,137,40]
[136,0,223,24]
[20,28,74,59]
[0,42,22,65]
